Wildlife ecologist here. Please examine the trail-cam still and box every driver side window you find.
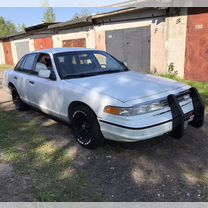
[35,53,52,73]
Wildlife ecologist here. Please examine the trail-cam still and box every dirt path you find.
[0,71,208,201]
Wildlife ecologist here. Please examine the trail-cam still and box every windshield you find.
[53,50,128,79]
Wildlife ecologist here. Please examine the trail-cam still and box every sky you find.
[0,7,118,27]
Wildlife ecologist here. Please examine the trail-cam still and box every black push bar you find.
[167,87,205,139]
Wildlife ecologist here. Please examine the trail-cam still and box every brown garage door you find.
[185,8,208,82]
[34,37,53,51]
[62,38,86,48]
[3,41,14,65]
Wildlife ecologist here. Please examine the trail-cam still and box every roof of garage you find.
[91,7,144,19]
[25,22,59,32]
[48,17,92,30]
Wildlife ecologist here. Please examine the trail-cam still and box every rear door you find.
[13,53,37,102]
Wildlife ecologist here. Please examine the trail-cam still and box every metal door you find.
[34,37,53,50]
[185,8,208,82]
[3,41,14,65]
[62,38,86,48]
[106,27,150,73]
[106,29,125,62]
[15,41,30,60]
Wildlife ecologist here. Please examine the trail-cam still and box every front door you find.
[27,53,60,117]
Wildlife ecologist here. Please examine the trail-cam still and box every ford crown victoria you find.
[3,48,205,148]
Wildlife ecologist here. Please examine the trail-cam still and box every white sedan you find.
[3,48,205,148]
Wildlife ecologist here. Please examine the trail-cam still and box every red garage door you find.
[34,37,53,50]
[185,8,208,82]
[62,38,86,48]
[3,41,14,65]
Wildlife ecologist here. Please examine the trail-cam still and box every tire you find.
[70,105,104,149]
[11,87,27,111]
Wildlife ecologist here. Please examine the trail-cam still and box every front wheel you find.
[11,87,27,111]
[70,105,104,149]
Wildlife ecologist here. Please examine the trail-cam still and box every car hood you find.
[67,71,189,103]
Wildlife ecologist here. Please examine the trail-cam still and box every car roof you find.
[34,47,98,54]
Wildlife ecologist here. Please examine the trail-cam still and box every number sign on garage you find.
[15,41,30,60]
[34,37,53,50]
[62,38,86,48]
[106,26,150,73]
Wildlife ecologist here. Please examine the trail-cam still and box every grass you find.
[0,108,103,201]
[161,74,208,111]
[0,64,14,71]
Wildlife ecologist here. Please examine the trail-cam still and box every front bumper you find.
[99,87,205,142]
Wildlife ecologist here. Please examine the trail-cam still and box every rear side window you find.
[22,54,37,71]
[14,56,25,71]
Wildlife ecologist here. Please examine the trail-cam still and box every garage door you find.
[3,41,14,65]
[106,27,150,73]
[15,41,30,60]
[62,38,86,48]
[185,8,208,82]
[34,37,53,50]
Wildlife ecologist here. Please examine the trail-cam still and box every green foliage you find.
[71,9,91,20]
[17,23,26,32]
[0,64,14,70]
[0,16,17,38]
[42,7,56,23]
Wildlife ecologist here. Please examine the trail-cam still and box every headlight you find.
[104,101,165,116]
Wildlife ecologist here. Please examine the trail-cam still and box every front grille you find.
[161,90,191,107]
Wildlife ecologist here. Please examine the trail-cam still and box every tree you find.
[71,9,91,20]
[0,16,17,38]
[42,7,56,23]
[17,23,26,32]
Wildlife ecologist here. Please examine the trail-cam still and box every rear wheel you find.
[11,87,27,111]
[70,105,104,149]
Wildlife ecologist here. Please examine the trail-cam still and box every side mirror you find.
[38,70,51,79]
[123,62,128,67]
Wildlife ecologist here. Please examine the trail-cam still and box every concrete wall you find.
[165,8,188,77]
[52,26,95,49]
[0,41,5,64]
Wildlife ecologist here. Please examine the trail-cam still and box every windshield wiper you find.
[64,70,123,79]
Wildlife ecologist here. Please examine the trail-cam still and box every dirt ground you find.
[0,71,208,201]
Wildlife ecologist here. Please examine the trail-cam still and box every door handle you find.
[29,81,35,85]
[14,76,17,80]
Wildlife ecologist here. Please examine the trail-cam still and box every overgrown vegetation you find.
[42,7,56,23]
[71,9,91,20]
[0,64,13,71]
[161,74,208,111]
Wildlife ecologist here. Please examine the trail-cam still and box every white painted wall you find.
[165,9,188,78]
[0,41,5,64]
